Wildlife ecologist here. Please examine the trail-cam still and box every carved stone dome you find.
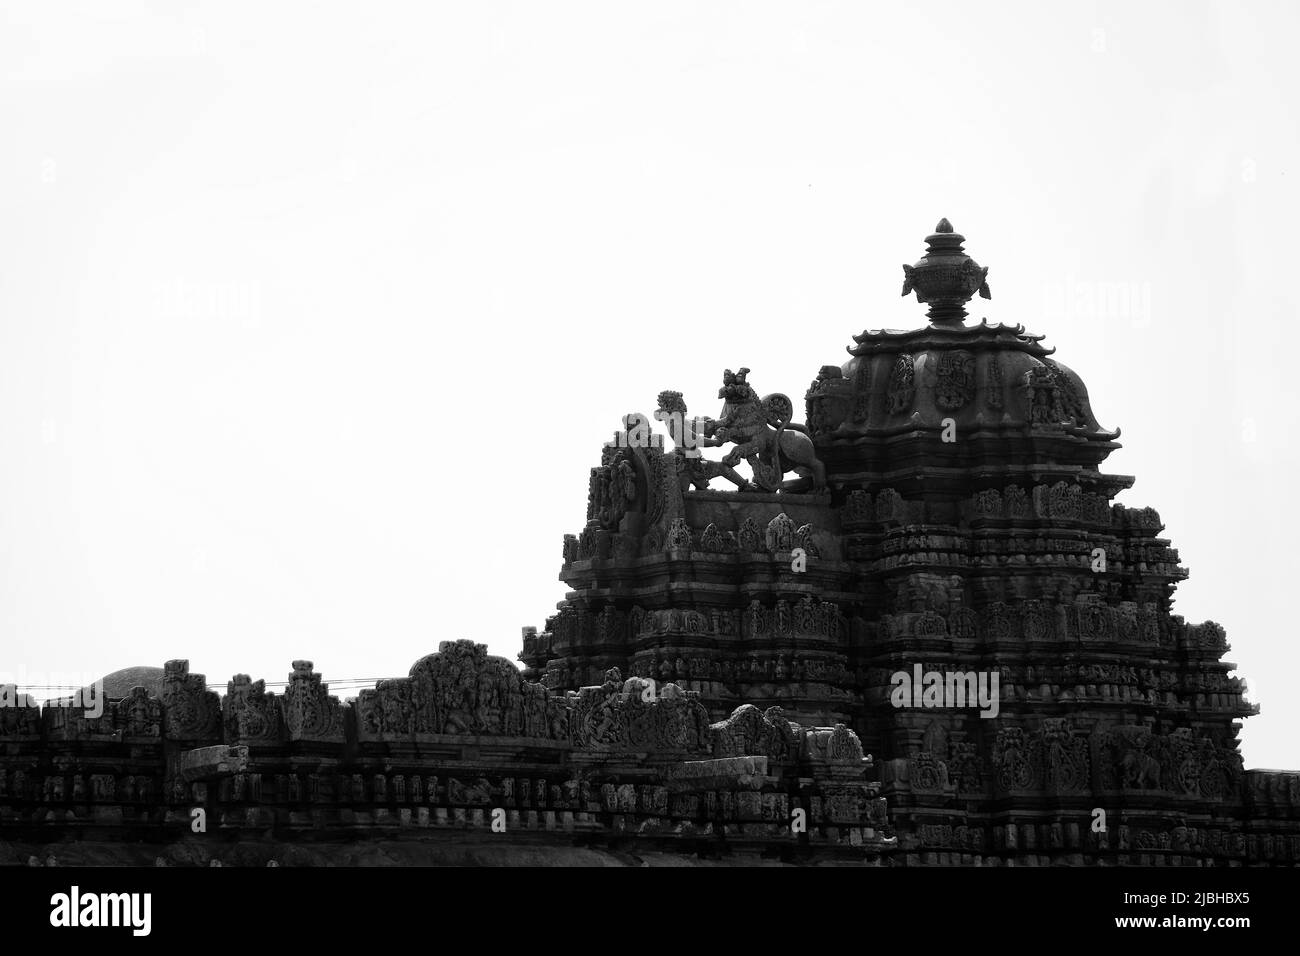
[803,221,1120,485]
[96,665,165,698]
[41,665,165,709]
[835,321,1113,437]
[803,320,1118,446]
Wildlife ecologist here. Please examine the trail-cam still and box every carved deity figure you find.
[654,390,750,491]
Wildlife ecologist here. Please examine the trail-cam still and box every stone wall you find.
[0,646,889,866]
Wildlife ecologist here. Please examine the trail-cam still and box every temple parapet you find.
[0,649,901,864]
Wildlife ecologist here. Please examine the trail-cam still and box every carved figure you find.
[655,390,750,491]
[1119,749,1162,790]
[708,369,826,493]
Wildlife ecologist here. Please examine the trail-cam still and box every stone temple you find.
[3,220,1297,866]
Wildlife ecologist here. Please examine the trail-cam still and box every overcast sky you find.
[1,0,1297,768]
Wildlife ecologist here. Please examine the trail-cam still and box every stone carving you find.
[1116,602,1140,642]
[765,513,795,551]
[712,368,826,493]
[988,721,1092,794]
[743,597,844,640]
[794,523,819,557]
[935,350,976,409]
[1129,506,1163,529]
[804,365,847,437]
[1031,483,1050,517]
[518,625,551,665]
[914,611,947,636]
[160,660,221,743]
[282,661,343,742]
[543,605,630,651]
[908,751,950,792]
[737,516,764,553]
[851,360,871,421]
[1186,621,1228,651]
[1075,600,1116,641]
[710,704,797,761]
[520,681,550,738]
[666,517,693,551]
[843,489,872,524]
[577,526,596,560]
[876,487,902,522]
[973,488,1001,516]
[886,354,916,414]
[355,649,721,752]
[655,390,750,492]
[1105,726,1166,791]
[1020,600,1054,641]
[224,675,282,744]
[992,728,1035,791]
[985,355,1004,409]
[949,742,984,793]
[950,607,979,640]
[645,447,673,527]
[805,723,866,766]
[630,606,738,639]
[983,601,1016,640]
[588,447,640,531]
[571,670,710,752]
[1099,725,1243,798]
[0,687,40,737]
[115,687,162,739]
[447,777,495,805]
[1048,480,1081,520]
[900,219,991,324]
[1022,366,1065,425]
[1040,718,1089,792]
[1022,362,1090,428]
[1043,360,1087,422]
[357,679,413,736]
[699,522,725,552]
[410,641,524,737]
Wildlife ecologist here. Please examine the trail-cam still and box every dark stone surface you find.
[5,221,1295,866]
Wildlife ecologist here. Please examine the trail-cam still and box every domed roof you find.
[40,665,165,709]
[835,321,1115,438]
[804,221,1119,452]
[97,665,165,698]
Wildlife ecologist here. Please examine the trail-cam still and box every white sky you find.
[1,1,1297,768]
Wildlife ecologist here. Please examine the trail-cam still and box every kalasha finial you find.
[900,218,991,325]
